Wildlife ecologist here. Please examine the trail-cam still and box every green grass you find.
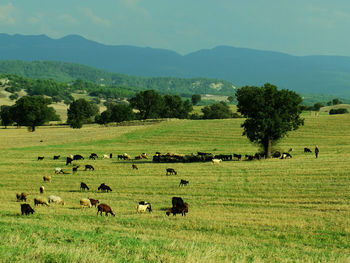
[0,115,349,262]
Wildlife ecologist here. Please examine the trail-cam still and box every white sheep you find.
[48,195,65,205]
[136,201,152,213]
[103,154,109,159]
[212,158,222,164]
[80,198,92,208]
[34,197,49,206]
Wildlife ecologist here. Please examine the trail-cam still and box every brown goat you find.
[132,164,138,170]
[16,192,28,202]
[97,203,115,216]
[89,198,99,207]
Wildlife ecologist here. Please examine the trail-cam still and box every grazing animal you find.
[272,151,281,158]
[84,164,95,171]
[281,152,292,159]
[109,153,113,159]
[43,175,51,182]
[117,154,124,160]
[134,155,142,160]
[141,153,148,159]
[34,197,49,206]
[80,198,92,208]
[166,203,188,216]
[39,186,45,194]
[103,154,110,159]
[37,156,44,160]
[66,157,73,165]
[288,148,293,152]
[137,201,152,213]
[53,155,60,160]
[132,164,138,170]
[304,147,312,153]
[48,195,65,205]
[97,203,115,216]
[72,165,80,173]
[16,192,28,202]
[80,182,90,191]
[123,153,131,160]
[212,158,222,164]
[89,153,98,160]
[98,183,112,192]
[179,179,189,187]
[166,168,177,175]
[73,154,84,160]
[172,197,185,209]
[89,198,99,207]
[233,154,242,161]
[21,204,35,215]
[54,167,68,174]
[245,155,255,161]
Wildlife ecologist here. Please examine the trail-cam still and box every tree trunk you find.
[263,137,272,158]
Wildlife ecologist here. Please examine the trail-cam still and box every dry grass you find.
[0,115,349,262]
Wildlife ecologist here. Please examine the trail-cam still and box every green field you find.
[0,114,349,262]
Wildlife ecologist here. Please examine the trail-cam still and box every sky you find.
[1,0,350,56]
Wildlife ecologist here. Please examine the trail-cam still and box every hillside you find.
[0,61,236,96]
[1,34,350,96]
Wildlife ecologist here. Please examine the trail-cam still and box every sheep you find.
[98,183,112,192]
[166,168,177,175]
[39,186,45,194]
[54,167,69,174]
[97,203,115,216]
[80,198,92,208]
[123,153,131,160]
[34,197,49,206]
[16,192,28,202]
[89,198,99,207]
[43,175,51,182]
[72,165,80,173]
[132,164,138,170]
[137,201,152,213]
[48,195,65,205]
[80,182,90,191]
[166,203,188,216]
[134,155,142,160]
[21,204,35,215]
[103,154,109,159]
[84,164,94,171]
[179,179,189,187]
[212,158,222,164]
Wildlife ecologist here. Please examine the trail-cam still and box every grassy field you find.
[0,114,349,262]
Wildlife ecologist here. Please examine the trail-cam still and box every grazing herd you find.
[18,146,317,218]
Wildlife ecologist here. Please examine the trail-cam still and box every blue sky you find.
[1,0,350,56]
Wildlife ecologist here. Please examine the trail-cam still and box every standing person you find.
[315,145,319,158]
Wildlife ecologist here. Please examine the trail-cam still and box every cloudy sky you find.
[1,0,350,56]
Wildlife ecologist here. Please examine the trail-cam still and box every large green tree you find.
[0,105,14,128]
[67,99,99,128]
[236,83,304,158]
[161,95,193,119]
[10,96,60,131]
[129,90,164,119]
[201,101,232,119]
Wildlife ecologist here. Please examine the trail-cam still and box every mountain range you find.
[1,33,350,96]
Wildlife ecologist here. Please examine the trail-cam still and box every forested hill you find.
[1,34,350,96]
[0,60,236,96]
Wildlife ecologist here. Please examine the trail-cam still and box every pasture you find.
[0,114,349,262]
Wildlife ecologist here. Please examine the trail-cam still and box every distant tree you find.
[108,103,134,122]
[227,96,234,103]
[67,99,99,128]
[191,94,201,105]
[329,108,348,115]
[313,102,324,111]
[332,98,342,105]
[202,101,232,119]
[161,95,193,119]
[0,105,14,128]
[95,110,112,125]
[327,101,332,106]
[9,93,19,100]
[10,96,60,131]
[236,83,304,158]
[129,90,164,119]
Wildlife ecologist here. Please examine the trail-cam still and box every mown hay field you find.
[0,114,349,262]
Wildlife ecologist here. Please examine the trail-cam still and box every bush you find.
[329,108,349,115]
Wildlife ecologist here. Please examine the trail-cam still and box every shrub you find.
[329,108,349,115]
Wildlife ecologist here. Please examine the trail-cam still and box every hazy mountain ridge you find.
[1,33,350,96]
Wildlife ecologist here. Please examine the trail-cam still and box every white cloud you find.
[80,8,111,26]
[58,14,78,25]
[0,3,16,25]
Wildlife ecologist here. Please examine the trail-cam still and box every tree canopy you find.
[0,105,14,128]
[129,90,165,120]
[67,99,99,128]
[10,96,60,131]
[236,83,304,157]
[201,101,233,119]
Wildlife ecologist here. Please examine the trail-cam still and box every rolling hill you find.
[1,33,350,96]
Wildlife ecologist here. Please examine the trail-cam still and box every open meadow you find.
[0,114,349,262]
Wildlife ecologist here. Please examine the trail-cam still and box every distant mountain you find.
[1,33,350,96]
